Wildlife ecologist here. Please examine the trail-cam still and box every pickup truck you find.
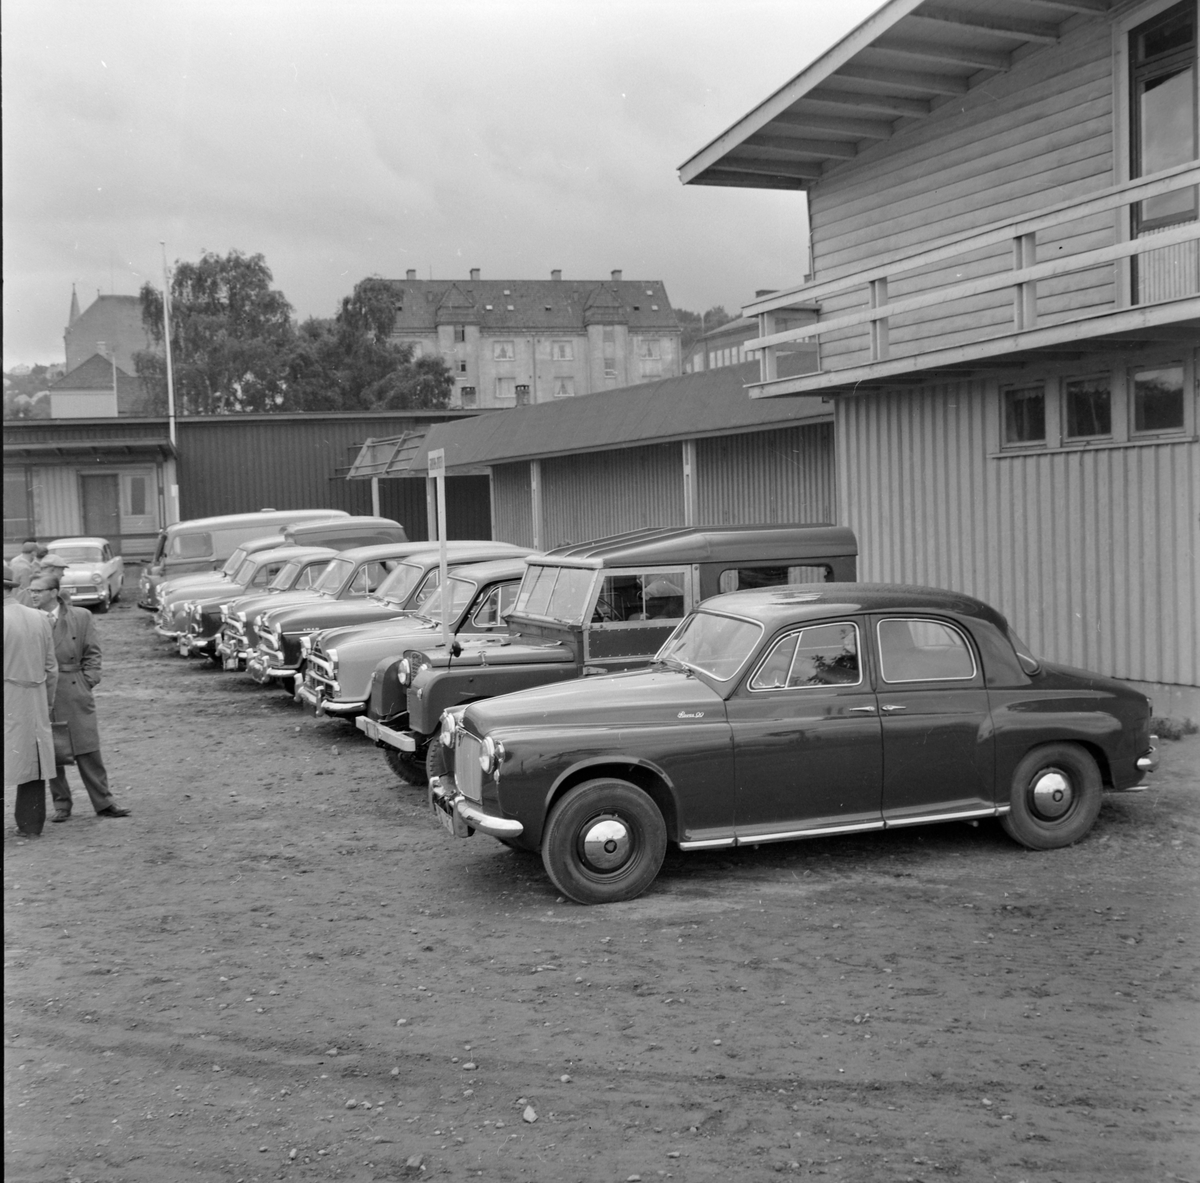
[356,523,858,783]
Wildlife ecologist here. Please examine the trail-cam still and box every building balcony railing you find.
[744,162,1200,397]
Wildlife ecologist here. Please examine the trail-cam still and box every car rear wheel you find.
[384,744,425,786]
[1001,743,1102,850]
[542,779,667,905]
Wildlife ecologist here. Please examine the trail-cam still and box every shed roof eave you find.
[678,0,922,186]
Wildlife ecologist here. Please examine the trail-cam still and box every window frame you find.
[874,617,979,686]
[747,621,864,693]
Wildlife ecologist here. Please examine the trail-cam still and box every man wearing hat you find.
[4,562,58,837]
[26,570,130,821]
[10,539,39,590]
[16,551,69,606]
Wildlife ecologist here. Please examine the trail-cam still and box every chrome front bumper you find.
[153,623,181,640]
[178,632,216,657]
[246,652,296,684]
[295,681,362,716]
[428,774,523,841]
[1136,742,1159,774]
[354,716,415,750]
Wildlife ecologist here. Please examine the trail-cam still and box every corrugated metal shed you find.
[409,359,830,471]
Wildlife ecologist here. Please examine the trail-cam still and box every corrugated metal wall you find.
[174,416,490,541]
[491,465,535,548]
[541,444,685,549]
[837,383,1200,688]
[31,467,81,538]
[698,423,835,526]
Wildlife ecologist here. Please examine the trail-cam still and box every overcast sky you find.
[2,0,882,370]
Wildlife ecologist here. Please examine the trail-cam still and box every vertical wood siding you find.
[697,424,835,527]
[491,464,535,548]
[837,384,1199,689]
[810,20,1117,367]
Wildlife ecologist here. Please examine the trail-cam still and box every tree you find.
[284,277,453,412]
[136,250,296,414]
[675,305,738,359]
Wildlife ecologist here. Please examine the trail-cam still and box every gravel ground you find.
[5,590,1200,1183]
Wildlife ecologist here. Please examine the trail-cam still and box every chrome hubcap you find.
[1031,768,1073,819]
[581,817,632,872]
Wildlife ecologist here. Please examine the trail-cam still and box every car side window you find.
[102,545,112,561]
[413,569,440,608]
[719,565,833,593]
[749,622,861,690]
[471,583,519,628]
[296,564,321,589]
[348,563,386,596]
[877,618,977,683]
[251,561,285,587]
[591,570,687,624]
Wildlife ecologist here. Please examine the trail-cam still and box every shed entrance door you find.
[80,474,121,551]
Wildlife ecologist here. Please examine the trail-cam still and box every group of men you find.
[4,551,130,838]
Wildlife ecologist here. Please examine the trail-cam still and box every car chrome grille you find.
[455,733,484,804]
[307,652,336,689]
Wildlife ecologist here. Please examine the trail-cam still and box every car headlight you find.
[91,572,103,585]
[398,657,411,686]
[478,735,504,775]
[299,635,312,656]
[236,610,247,623]
[326,647,338,672]
[440,711,457,748]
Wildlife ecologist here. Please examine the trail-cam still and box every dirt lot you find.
[5,590,1200,1183]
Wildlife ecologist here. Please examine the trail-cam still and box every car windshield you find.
[232,556,262,584]
[221,546,248,575]
[51,545,102,563]
[374,560,426,605]
[268,560,304,591]
[656,610,764,682]
[312,557,353,594]
[513,565,595,624]
[417,575,477,625]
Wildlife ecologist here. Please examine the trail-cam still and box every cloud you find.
[2,0,883,367]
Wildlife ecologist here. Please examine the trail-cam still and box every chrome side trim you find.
[677,836,737,850]
[884,806,1000,828]
[736,820,885,845]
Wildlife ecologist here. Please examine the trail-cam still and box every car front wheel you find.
[541,779,667,905]
[94,592,110,614]
[1001,743,1102,850]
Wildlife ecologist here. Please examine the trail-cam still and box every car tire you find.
[384,744,425,786]
[1001,743,1102,851]
[541,779,667,905]
[426,740,447,783]
[111,579,122,604]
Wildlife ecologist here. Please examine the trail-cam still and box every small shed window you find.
[1003,385,1045,445]
[1064,376,1112,439]
[1132,364,1185,433]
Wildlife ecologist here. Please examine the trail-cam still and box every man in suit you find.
[4,562,58,837]
[26,573,130,821]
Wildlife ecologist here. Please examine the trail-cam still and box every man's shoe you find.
[16,830,43,839]
[50,811,71,823]
[96,806,131,818]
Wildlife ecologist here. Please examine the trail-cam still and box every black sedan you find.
[430,584,1158,905]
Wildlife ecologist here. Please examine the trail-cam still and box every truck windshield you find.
[312,557,353,595]
[513,565,595,624]
[656,610,763,682]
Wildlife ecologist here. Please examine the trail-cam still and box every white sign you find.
[428,448,446,478]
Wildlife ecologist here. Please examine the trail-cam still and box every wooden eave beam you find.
[796,88,933,117]
[772,109,894,139]
[1017,0,1108,14]
[722,155,826,180]
[834,61,970,96]
[692,169,810,190]
[868,36,1012,73]
[908,7,1061,45]
[743,133,858,159]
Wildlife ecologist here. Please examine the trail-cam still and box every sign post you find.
[428,448,450,653]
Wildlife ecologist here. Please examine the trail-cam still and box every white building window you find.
[636,339,661,360]
[551,340,574,361]
[493,340,515,361]
[553,377,576,398]
[495,377,516,400]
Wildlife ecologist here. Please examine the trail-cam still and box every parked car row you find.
[139,512,1160,906]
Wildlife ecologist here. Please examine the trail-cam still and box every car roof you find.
[336,540,530,563]
[444,555,537,582]
[265,546,339,562]
[163,510,347,534]
[536,524,857,569]
[395,543,536,567]
[49,536,109,548]
[702,582,1011,633]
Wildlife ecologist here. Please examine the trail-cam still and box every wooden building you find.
[680,0,1199,717]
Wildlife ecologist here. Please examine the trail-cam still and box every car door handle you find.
[847,705,877,714]
[880,704,907,712]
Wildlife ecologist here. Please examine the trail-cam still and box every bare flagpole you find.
[160,242,179,523]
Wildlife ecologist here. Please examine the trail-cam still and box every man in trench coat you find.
[4,563,58,837]
[26,573,131,821]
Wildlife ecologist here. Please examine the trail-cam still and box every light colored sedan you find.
[48,537,125,612]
